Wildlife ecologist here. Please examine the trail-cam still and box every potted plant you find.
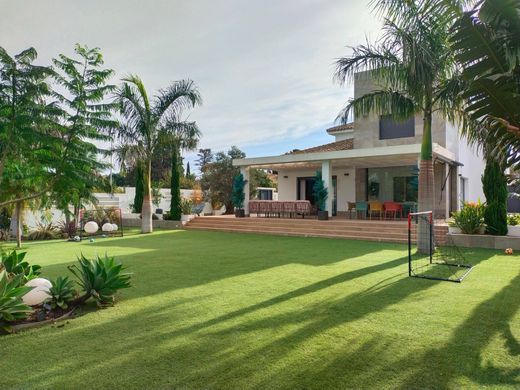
[313,171,329,221]
[232,173,247,218]
[180,199,194,222]
[452,201,485,234]
[447,217,462,234]
[507,214,520,237]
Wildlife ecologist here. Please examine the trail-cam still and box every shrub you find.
[68,254,132,306]
[232,173,246,210]
[482,159,508,235]
[27,221,59,241]
[312,170,328,212]
[59,220,78,238]
[0,271,33,332]
[180,199,193,215]
[507,214,520,226]
[452,201,485,234]
[46,276,76,310]
[0,250,41,284]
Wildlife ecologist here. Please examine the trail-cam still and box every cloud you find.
[1,0,381,165]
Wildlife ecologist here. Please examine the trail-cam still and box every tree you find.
[133,163,144,213]
[50,44,116,221]
[196,148,213,173]
[334,0,464,251]
[186,162,191,177]
[115,76,201,232]
[312,170,328,212]
[449,0,520,165]
[200,146,245,213]
[249,169,275,197]
[482,156,508,235]
[232,173,246,211]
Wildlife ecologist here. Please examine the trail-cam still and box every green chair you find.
[355,201,368,219]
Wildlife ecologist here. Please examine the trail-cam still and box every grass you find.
[1,230,519,389]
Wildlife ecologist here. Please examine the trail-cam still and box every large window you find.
[379,115,415,140]
[367,166,418,202]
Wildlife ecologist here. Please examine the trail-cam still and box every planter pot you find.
[180,215,190,222]
[317,210,329,221]
[508,225,520,237]
[478,226,486,234]
[235,209,245,218]
[448,226,462,234]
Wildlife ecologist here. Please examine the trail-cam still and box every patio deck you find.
[185,215,448,244]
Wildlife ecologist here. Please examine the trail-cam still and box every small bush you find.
[59,221,78,238]
[0,271,33,332]
[46,276,76,310]
[27,222,59,241]
[181,199,193,215]
[68,254,132,306]
[452,201,485,234]
[507,214,520,226]
[0,250,41,284]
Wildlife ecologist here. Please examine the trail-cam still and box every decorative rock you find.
[102,223,113,232]
[84,221,99,234]
[111,223,118,231]
[23,278,52,306]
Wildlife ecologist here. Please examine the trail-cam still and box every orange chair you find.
[383,202,403,220]
[368,201,383,220]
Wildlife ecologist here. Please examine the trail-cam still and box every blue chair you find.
[355,201,368,219]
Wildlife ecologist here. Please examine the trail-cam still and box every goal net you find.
[408,211,472,283]
[79,207,124,240]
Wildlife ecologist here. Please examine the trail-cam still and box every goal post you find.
[408,211,473,283]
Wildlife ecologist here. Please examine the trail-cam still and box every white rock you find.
[84,221,99,234]
[23,278,52,306]
[102,223,113,232]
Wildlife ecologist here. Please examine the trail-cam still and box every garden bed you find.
[448,233,520,250]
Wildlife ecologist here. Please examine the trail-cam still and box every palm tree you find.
[448,0,520,165]
[334,0,464,251]
[115,76,201,233]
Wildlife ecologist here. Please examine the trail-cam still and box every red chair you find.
[383,202,403,220]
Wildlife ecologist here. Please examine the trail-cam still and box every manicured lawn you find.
[1,230,519,389]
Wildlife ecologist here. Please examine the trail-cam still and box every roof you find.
[287,138,354,155]
[326,123,354,134]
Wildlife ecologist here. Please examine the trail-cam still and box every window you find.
[460,177,468,207]
[379,115,415,140]
[393,176,418,202]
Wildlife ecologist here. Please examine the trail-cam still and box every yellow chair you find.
[347,201,356,219]
[368,201,383,220]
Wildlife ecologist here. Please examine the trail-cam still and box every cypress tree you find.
[170,146,182,220]
[133,163,144,213]
[186,161,191,177]
[482,158,508,235]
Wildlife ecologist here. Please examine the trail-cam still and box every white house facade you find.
[233,72,486,219]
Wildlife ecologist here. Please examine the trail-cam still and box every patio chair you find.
[355,201,368,219]
[368,201,383,220]
[347,201,356,219]
[402,201,417,217]
[383,201,403,220]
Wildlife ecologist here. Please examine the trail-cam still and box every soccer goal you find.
[408,211,472,283]
[79,207,124,241]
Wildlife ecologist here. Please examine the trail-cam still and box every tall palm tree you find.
[115,76,201,233]
[334,0,464,251]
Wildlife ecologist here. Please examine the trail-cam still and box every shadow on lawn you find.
[4,232,514,389]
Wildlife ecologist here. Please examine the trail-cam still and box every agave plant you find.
[27,221,60,241]
[68,254,132,306]
[0,271,33,332]
[0,250,41,284]
[46,276,76,310]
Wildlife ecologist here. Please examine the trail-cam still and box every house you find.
[233,72,486,218]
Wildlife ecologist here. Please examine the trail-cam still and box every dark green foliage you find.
[0,271,33,331]
[46,276,76,310]
[186,162,191,177]
[200,146,245,213]
[232,173,246,209]
[312,171,328,212]
[196,148,213,172]
[68,254,132,306]
[0,250,41,283]
[170,147,182,220]
[482,159,508,235]
[133,163,144,213]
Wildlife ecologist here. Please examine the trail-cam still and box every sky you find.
[1,0,381,173]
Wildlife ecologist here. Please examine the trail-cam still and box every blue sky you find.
[2,0,381,173]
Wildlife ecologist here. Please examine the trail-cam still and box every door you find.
[297,176,337,216]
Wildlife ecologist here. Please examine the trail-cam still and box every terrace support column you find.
[321,160,333,215]
[240,166,250,216]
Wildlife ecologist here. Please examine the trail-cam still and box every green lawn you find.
[1,230,519,389]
